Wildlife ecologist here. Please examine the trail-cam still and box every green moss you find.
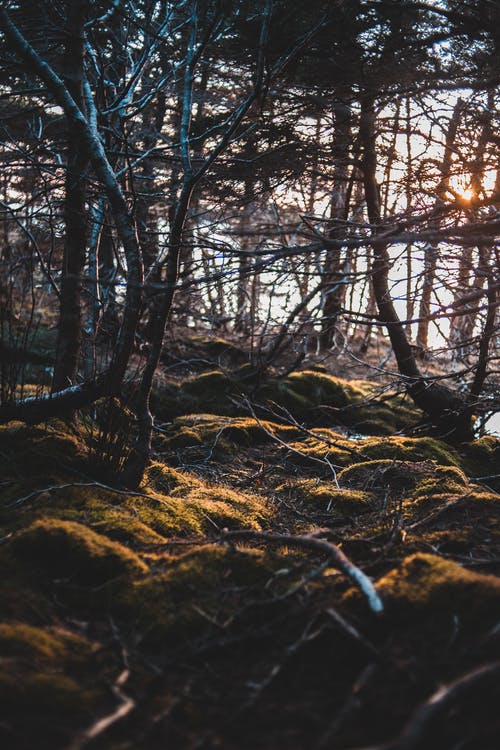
[120,545,279,644]
[118,493,205,537]
[258,370,364,419]
[15,471,271,541]
[0,421,84,482]
[404,488,500,529]
[184,485,271,531]
[151,367,421,432]
[144,461,199,495]
[0,670,100,749]
[359,436,461,465]
[163,414,299,453]
[276,479,373,514]
[151,370,243,418]
[0,671,97,724]
[409,466,469,499]
[345,392,418,435]
[179,371,243,416]
[0,622,102,747]
[10,519,148,585]
[258,372,419,433]
[461,435,500,477]
[376,553,500,619]
[287,429,363,466]
[91,514,167,546]
[288,433,463,472]
[0,623,90,665]
[338,460,445,494]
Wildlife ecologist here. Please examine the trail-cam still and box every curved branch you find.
[221,529,384,614]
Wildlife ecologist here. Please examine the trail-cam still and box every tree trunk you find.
[52,0,88,392]
[0,8,144,414]
[319,100,352,350]
[416,98,465,353]
[359,94,472,440]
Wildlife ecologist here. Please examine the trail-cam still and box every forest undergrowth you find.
[1,334,500,750]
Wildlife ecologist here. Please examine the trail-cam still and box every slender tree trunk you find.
[450,94,494,357]
[52,0,88,392]
[319,100,352,350]
[416,98,465,353]
[0,9,144,418]
[235,182,255,333]
[359,95,472,440]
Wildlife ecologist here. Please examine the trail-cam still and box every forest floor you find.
[1,331,500,750]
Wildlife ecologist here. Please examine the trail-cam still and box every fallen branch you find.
[6,480,158,509]
[221,529,384,614]
[348,660,500,750]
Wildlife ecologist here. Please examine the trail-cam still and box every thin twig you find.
[348,660,500,750]
[6,480,166,509]
[221,529,384,614]
[241,398,341,483]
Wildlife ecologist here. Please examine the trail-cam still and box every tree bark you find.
[319,100,352,351]
[0,8,143,415]
[359,95,472,440]
[417,98,464,352]
[52,0,88,392]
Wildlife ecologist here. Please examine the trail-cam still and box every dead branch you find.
[348,660,500,750]
[221,529,384,614]
[65,620,136,750]
[6,480,161,509]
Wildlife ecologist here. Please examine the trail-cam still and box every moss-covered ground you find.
[1,365,500,749]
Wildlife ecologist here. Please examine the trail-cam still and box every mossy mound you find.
[3,472,270,551]
[151,369,419,434]
[144,461,199,495]
[259,372,419,433]
[260,370,365,412]
[161,413,300,454]
[0,623,103,749]
[0,622,90,665]
[10,518,148,585]
[91,514,167,546]
[404,488,500,540]
[287,433,464,472]
[338,460,468,495]
[119,544,282,647]
[151,370,242,418]
[183,485,271,530]
[461,434,500,479]
[376,553,500,620]
[0,421,84,483]
[276,479,373,515]
[358,435,461,465]
[407,465,469,499]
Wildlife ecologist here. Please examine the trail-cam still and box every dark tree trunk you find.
[417,98,465,353]
[0,7,144,413]
[52,0,88,392]
[359,95,473,441]
[319,100,352,351]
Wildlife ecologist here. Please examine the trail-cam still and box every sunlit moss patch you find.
[375,553,500,619]
[276,478,373,515]
[10,518,148,585]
